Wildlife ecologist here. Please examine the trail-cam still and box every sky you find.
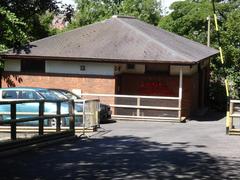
[60,0,181,10]
[161,0,179,9]
[61,0,75,6]
[161,0,182,14]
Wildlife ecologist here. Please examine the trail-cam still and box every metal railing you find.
[228,100,240,134]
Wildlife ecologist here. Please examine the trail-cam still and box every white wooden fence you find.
[228,100,240,135]
[81,69,183,122]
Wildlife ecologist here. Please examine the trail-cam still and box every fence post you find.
[56,101,61,132]
[83,100,86,134]
[178,68,183,122]
[39,101,44,135]
[137,97,140,116]
[228,100,233,131]
[96,100,100,127]
[10,103,17,140]
[69,100,75,132]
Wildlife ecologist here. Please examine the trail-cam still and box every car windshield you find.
[50,90,68,100]
[59,90,79,100]
[37,90,60,100]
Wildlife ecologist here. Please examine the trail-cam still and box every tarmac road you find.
[0,113,240,180]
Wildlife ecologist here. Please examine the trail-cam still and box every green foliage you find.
[0,0,74,47]
[0,0,68,87]
[159,0,213,44]
[69,0,109,29]
[120,0,161,25]
[0,0,60,40]
[221,9,240,99]
[68,0,161,29]
[0,7,28,52]
[159,0,240,108]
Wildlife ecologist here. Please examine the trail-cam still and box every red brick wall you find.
[116,73,200,117]
[2,72,115,105]
[2,71,203,117]
[181,73,199,116]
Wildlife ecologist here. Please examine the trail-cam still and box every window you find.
[127,64,135,70]
[21,60,45,73]
[2,90,41,99]
[37,90,59,100]
[61,90,79,100]
[80,65,86,71]
[2,91,17,99]
[21,91,41,99]
[145,64,169,74]
[114,65,121,72]
[50,90,68,100]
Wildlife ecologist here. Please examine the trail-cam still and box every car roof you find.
[49,88,67,91]
[49,88,75,92]
[0,87,47,91]
[48,88,81,98]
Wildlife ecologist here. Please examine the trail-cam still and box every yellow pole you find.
[214,14,219,31]
[219,47,224,64]
[225,79,230,134]
[225,79,229,97]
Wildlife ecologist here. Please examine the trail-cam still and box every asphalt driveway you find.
[0,113,240,179]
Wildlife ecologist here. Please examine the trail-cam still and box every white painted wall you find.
[4,59,200,77]
[46,61,114,76]
[170,65,198,75]
[4,60,21,72]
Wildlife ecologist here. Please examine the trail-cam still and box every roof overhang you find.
[1,54,217,65]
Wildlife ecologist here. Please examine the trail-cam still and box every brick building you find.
[1,16,218,117]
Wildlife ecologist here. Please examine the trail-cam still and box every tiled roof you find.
[3,15,218,64]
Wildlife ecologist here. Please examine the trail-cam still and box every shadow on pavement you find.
[0,136,239,180]
[100,119,117,124]
[189,109,225,121]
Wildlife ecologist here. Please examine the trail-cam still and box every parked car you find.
[49,88,112,123]
[0,87,70,126]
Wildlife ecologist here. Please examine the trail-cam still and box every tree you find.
[158,0,240,109]
[0,7,28,53]
[68,0,161,29]
[0,1,74,87]
[0,0,74,42]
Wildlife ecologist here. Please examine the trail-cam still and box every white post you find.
[137,97,140,116]
[207,16,211,47]
[229,101,233,130]
[178,68,183,121]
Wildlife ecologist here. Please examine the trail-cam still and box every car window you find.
[20,90,41,99]
[2,90,42,99]
[50,90,68,100]
[61,90,79,100]
[38,90,59,100]
[2,90,18,99]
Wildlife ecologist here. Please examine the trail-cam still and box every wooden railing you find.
[81,69,183,122]
[0,99,100,140]
[228,100,240,135]
[0,99,75,140]
[81,93,182,122]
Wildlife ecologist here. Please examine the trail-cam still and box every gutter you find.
[0,54,218,66]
